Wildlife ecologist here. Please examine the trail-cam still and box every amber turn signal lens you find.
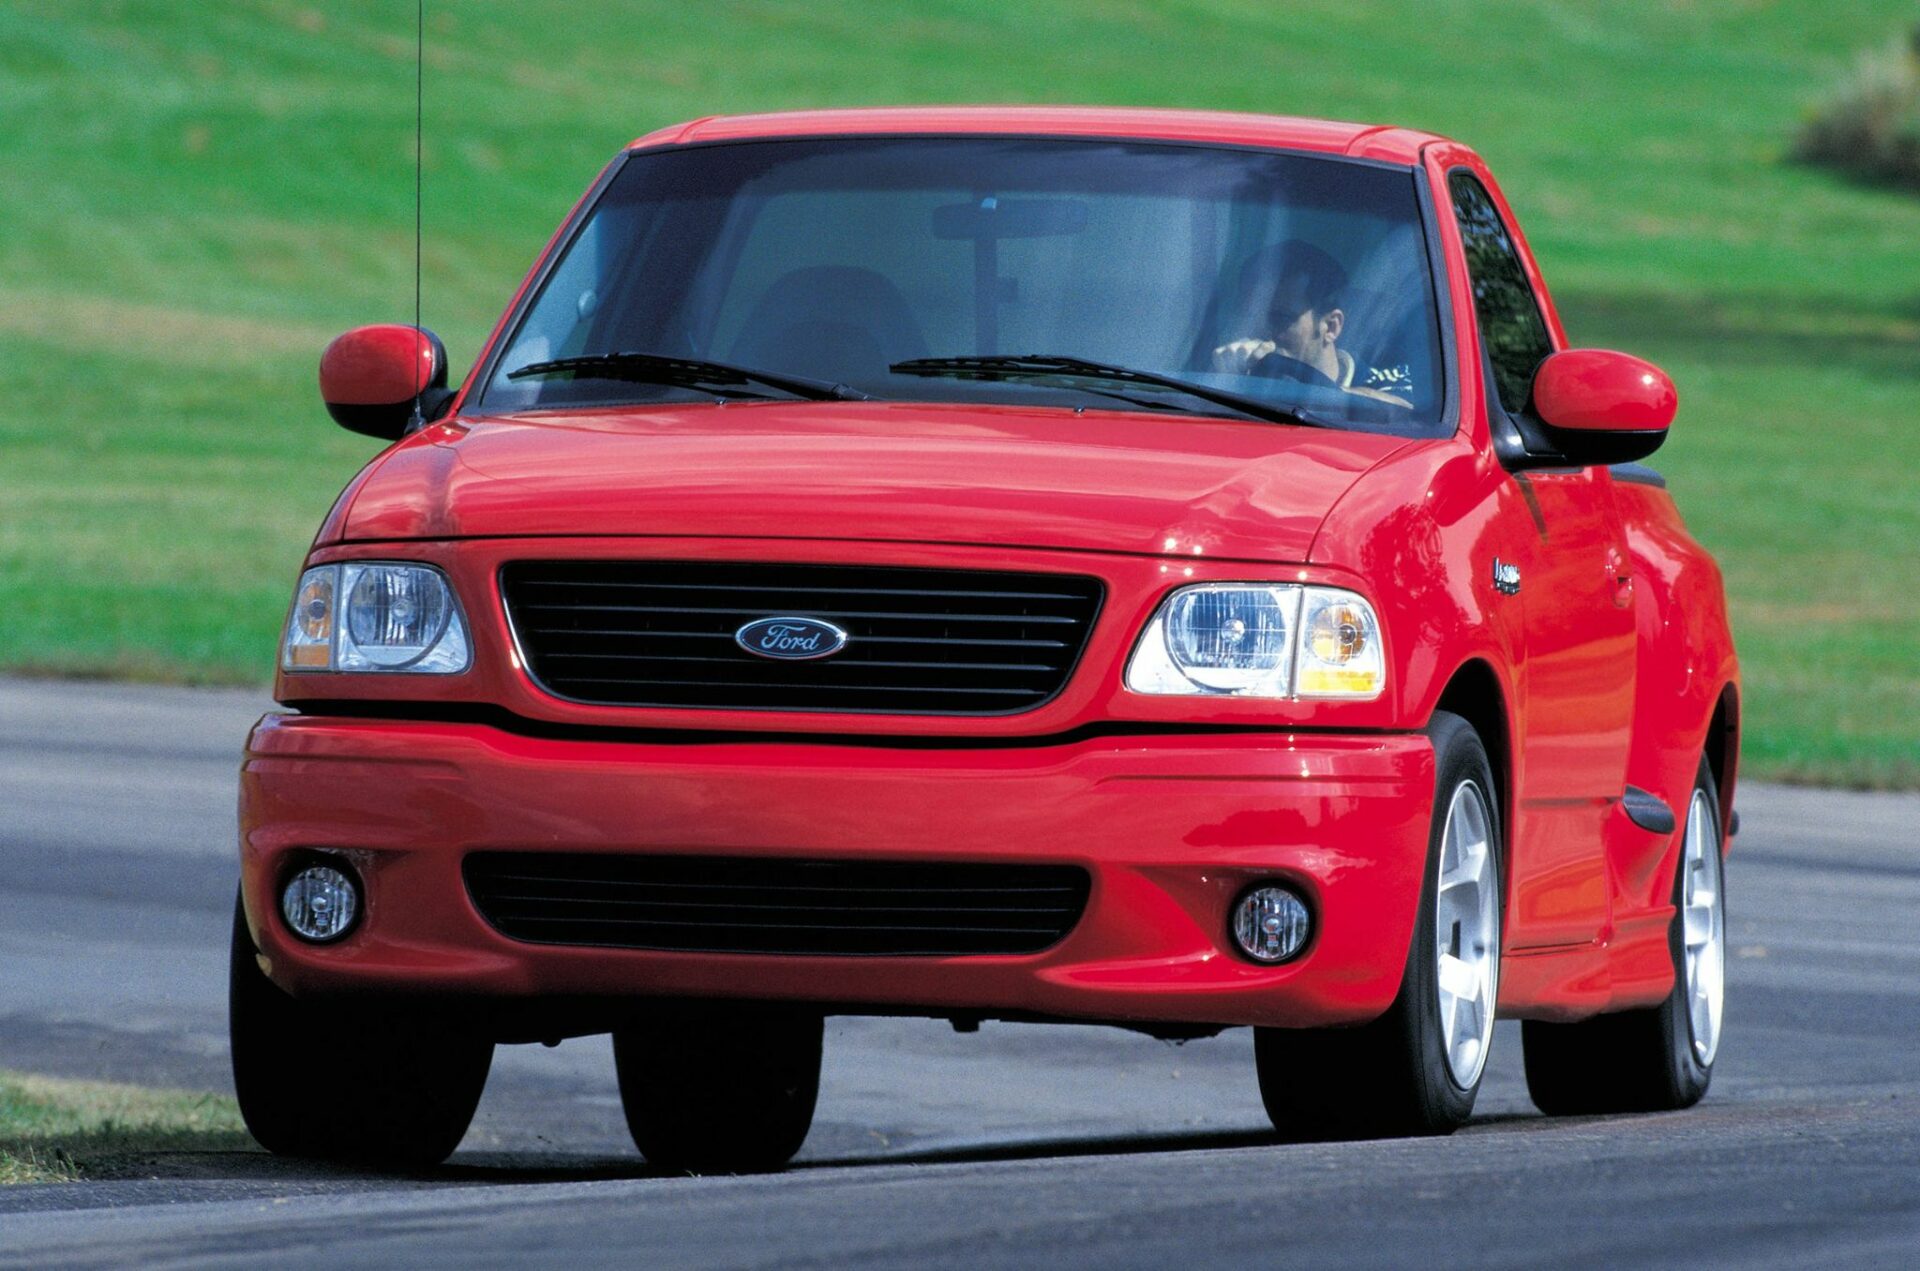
[1306,602,1370,663]
[281,567,338,671]
[1294,588,1385,700]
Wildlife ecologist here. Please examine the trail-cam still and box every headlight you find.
[280,562,471,674]
[1125,584,1384,700]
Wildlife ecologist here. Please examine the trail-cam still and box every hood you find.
[334,401,1411,562]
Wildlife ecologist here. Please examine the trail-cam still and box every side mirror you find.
[319,324,451,440]
[1526,349,1675,466]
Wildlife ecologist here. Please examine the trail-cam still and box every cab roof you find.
[629,106,1447,165]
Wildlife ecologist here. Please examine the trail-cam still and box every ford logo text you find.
[734,617,850,661]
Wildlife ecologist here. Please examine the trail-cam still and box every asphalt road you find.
[1,675,1916,1267]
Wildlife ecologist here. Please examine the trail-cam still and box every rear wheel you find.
[228,893,493,1167]
[1521,758,1725,1114]
[614,1003,822,1172]
[1254,711,1502,1139]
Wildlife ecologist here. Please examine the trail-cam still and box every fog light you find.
[281,864,360,943]
[1231,885,1311,963]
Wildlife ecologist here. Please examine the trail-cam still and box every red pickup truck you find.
[232,107,1739,1170]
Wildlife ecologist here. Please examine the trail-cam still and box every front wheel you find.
[614,1003,822,1172]
[1522,759,1725,1114]
[228,893,493,1167]
[1255,711,1502,1139]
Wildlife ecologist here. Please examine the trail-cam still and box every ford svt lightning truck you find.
[231,107,1740,1170]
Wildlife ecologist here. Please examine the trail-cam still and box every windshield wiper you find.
[508,351,872,402]
[888,354,1335,429]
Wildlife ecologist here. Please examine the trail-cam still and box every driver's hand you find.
[1211,339,1276,374]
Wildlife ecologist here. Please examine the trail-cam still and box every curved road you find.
[1,677,1916,1267]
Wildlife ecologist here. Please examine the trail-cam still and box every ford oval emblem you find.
[734,616,850,661]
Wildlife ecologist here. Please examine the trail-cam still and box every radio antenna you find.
[408,0,425,430]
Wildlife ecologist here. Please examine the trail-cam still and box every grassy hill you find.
[2,0,1916,785]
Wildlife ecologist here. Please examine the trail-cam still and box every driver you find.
[1209,241,1413,409]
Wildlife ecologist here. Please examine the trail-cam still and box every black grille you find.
[500,561,1103,714]
[464,853,1092,957]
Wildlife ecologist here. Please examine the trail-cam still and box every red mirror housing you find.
[1520,349,1674,468]
[1532,349,1676,433]
[319,324,449,440]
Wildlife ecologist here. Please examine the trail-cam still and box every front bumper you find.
[239,714,1435,1030]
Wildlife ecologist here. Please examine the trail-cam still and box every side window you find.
[1448,172,1552,416]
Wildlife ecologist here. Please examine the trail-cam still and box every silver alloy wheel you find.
[1435,779,1499,1089]
[1681,788,1727,1065]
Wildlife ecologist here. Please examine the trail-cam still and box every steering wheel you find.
[1249,353,1340,389]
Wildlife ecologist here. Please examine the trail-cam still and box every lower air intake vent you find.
[464,853,1092,957]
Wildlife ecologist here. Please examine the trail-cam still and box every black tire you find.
[228,892,493,1167]
[614,1003,822,1172]
[1254,711,1502,1139]
[1522,759,1723,1115]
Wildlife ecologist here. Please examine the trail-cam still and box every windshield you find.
[477,137,1448,435]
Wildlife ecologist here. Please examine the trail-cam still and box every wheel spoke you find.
[1439,834,1486,894]
[1683,899,1715,948]
[1438,952,1479,1002]
[1454,1025,1483,1074]
[1690,982,1714,1050]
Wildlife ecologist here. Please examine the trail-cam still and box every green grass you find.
[0,1070,249,1184]
[2,1,1916,784]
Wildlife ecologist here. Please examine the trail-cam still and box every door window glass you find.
[1448,172,1551,414]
